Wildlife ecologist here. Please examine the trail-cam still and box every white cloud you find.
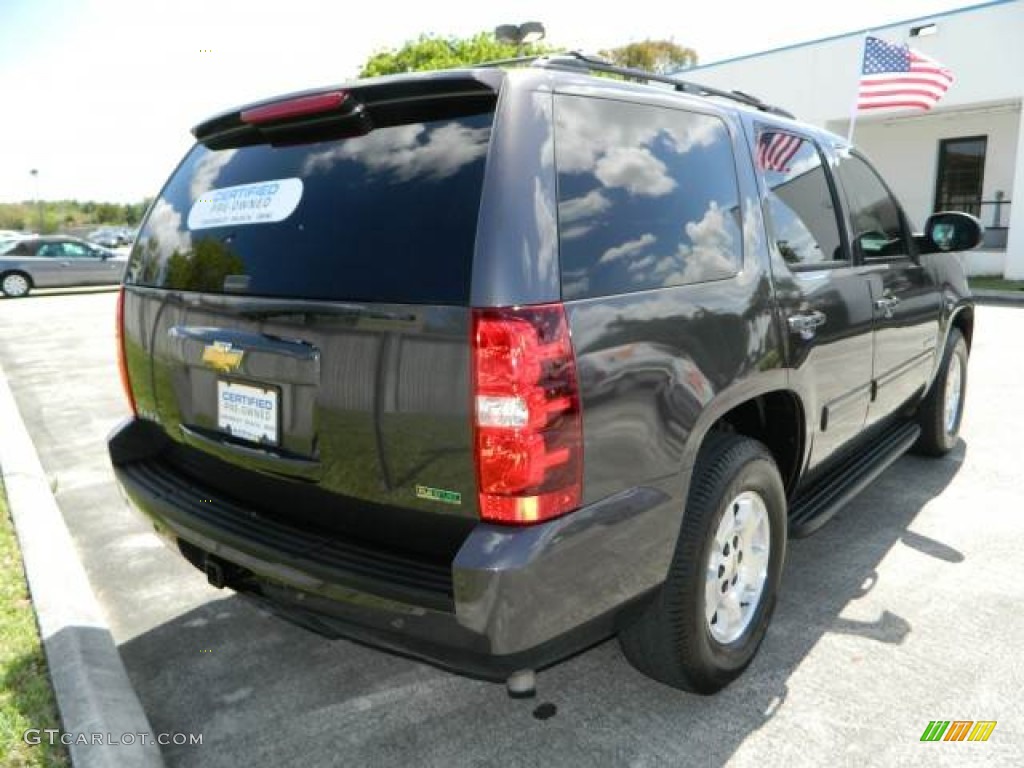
[561,224,594,241]
[560,189,610,224]
[302,121,489,182]
[595,147,675,197]
[190,149,238,201]
[627,253,657,273]
[653,201,738,285]
[556,97,725,198]
[144,200,192,256]
[599,233,657,265]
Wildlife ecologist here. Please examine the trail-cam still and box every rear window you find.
[127,109,494,304]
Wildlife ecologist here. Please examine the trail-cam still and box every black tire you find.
[913,328,967,457]
[619,432,787,693]
[1,271,32,298]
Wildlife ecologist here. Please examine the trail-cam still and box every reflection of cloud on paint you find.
[596,147,675,197]
[560,189,610,224]
[533,176,558,288]
[302,122,489,181]
[742,197,761,263]
[190,149,238,200]
[652,202,738,286]
[148,199,192,255]
[599,233,656,265]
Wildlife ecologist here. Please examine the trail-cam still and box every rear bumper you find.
[109,417,673,679]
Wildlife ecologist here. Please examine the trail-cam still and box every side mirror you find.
[924,211,983,253]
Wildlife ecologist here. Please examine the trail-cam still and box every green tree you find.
[95,202,120,223]
[600,39,698,74]
[359,32,556,77]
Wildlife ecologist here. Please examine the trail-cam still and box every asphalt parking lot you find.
[1,290,1021,766]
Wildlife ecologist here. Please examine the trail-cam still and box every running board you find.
[788,421,920,538]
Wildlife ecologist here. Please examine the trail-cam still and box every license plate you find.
[217,380,279,445]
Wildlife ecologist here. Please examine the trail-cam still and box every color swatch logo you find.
[920,720,997,742]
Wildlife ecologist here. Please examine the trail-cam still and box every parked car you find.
[87,228,124,248]
[108,54,979,695]
[0,230,35,248]
[1,236,127,297]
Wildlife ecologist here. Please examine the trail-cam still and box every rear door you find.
[122,76,503,551]
[833,150,941,425]
[59,240,122,285]
[753,127,875,470]
[26,242,69,287]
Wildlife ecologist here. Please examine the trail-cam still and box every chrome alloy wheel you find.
[2,273,29,297]
[705,491,771,644]
[944,353,963,435]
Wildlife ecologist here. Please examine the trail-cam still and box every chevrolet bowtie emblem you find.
[202,341,244,373]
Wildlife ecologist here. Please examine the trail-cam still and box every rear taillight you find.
[240,90,349,125]
[116,287,137,416]
[472,304,583,524]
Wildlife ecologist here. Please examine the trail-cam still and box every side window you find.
[757,130,845,267]
[37,244,61,258]
[555,96,742,300]
[61,242,92,258]
[836,152,910,259]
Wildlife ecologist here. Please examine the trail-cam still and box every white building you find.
[685,0,1024,278]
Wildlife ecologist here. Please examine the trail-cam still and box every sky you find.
[0,0,976,204]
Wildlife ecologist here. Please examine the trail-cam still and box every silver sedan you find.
[0,236,127,297]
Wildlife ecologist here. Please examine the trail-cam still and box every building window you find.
[934,136,987,216]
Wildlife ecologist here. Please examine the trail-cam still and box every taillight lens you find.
[116,287,137,416]
[240,90,349,125]
[472,304,583,524]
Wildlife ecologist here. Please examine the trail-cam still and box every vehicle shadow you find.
[117,443,966,767]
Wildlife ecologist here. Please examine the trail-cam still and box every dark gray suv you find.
[109,55,978,694]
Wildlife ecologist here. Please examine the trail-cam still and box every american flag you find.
[757,132,802,173]
[857,35,954,112]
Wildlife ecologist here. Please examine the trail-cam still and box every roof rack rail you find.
[478,50,795,119]
[475,54,547,68]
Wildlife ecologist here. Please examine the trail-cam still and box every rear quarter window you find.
[127,109,494,304]
[554,95,743,300]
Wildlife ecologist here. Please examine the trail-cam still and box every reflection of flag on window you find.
[857,35,954,111]
[757,132,802,173]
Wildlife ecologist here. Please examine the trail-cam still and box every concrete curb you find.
[971,289,1024,305]
[0,361,165,768]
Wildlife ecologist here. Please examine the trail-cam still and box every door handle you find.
[787,310,827,339]
[874,295,900,318]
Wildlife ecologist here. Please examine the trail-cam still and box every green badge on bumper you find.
[415,485,462,505]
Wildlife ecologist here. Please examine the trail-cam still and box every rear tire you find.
[1,271,31,298]
[619,432,787,693]
[913,328,967,457]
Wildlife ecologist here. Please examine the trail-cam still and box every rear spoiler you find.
[192,70,505,149]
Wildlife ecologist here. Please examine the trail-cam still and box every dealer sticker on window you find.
[188,178,303,230]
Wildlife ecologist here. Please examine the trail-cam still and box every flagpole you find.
[847,32,870,145]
